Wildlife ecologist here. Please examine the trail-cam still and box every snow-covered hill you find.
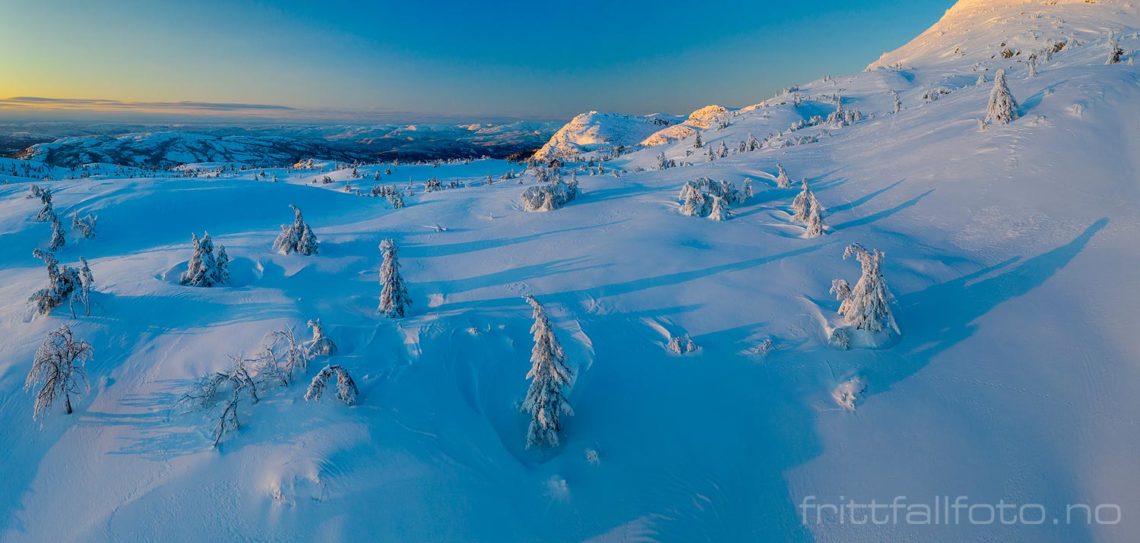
[639,104,729,147]
[2,0,1140,541]
[533,111,680,160]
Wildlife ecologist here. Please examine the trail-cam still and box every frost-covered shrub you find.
[25,325,91,419]
[585,449,601,465]
[832,376,865,412]
[178,354,260,447]
[832,244,900,334]
[273,205,318,256]
[828,327,850,350]
[521,178,579,212]
[922,87,952,103]
[180,232,229,287]
[305,364,358,406]
[303,318,337,358]
[71,212,97,240]
[29,249,81,317]
[666,334,698,355]
[985,69,1018,125]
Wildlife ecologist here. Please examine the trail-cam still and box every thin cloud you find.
[0,96,295,112]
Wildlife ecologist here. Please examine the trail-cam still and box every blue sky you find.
[0,0,953,121]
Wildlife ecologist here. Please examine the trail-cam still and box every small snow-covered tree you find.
[1107,32,1123,64]
[25,325,91,419]
[71,212,97,240]
[791,179,815,222]
[521,296,573,449]
[48,215,66,250]
[832,244,900,334]
[717,141,729,158]
[303,318,337,358]
[693,132,703,149]
[378,239,412,318]
[746,133,761,151]
[273,205,319,255]
[180,232,228,287]
[708,195,731,222]
[679,183,709,217]
[985,69,1018,125]
[743,179,754,200]
[976,72,986,86]
[804,195,827,237]
[1027,53,1038,77]
[78,257,94,316]
[776,163,792,188]
[29,249,81,317]
[34,188,55,222]
[305,364,358,405]
[890,90,902,114]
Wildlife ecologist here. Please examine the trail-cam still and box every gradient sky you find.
[0,0,953,122]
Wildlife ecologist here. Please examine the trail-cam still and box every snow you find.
[2,0,1140,540]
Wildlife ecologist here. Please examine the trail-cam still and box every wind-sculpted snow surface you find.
[1,1,1140,541]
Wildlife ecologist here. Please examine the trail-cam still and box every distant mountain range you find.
[3,121,561,167]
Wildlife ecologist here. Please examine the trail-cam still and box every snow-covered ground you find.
[2,0,1140,541]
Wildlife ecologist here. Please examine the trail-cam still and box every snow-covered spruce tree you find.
[78,257,94,317]
[804,195,827,237]
[24,325,91,419]
[679,182,709,217]
[717,141,729,158]
[831,243,900,334]
[378,239,412,318]
[708,195,731,222]
[71,211,97,240]
[1027,53,1038,77]
[521,296,573,449]
[29,249,81,317]
[1107,32,1123,64]
[890,90,902,114]
[180,232,228,287]
[985,69,1018,125]
[743,179,754,200]
[791,179,815,222]
[305,364,358,405]
[303,318,337,358]
[48,216,66,251]
[693,131,703,149]
[776,163,792,188]
[976,72,986,86]
[34,188,55,222]
[746,133,761,151]
[273,205,319,256]
[215,244,230,285]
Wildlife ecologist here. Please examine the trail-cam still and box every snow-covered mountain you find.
[15,121,560,168]
[2,0,1140,541]
[639,104,729,147]
[533,111,680,160]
